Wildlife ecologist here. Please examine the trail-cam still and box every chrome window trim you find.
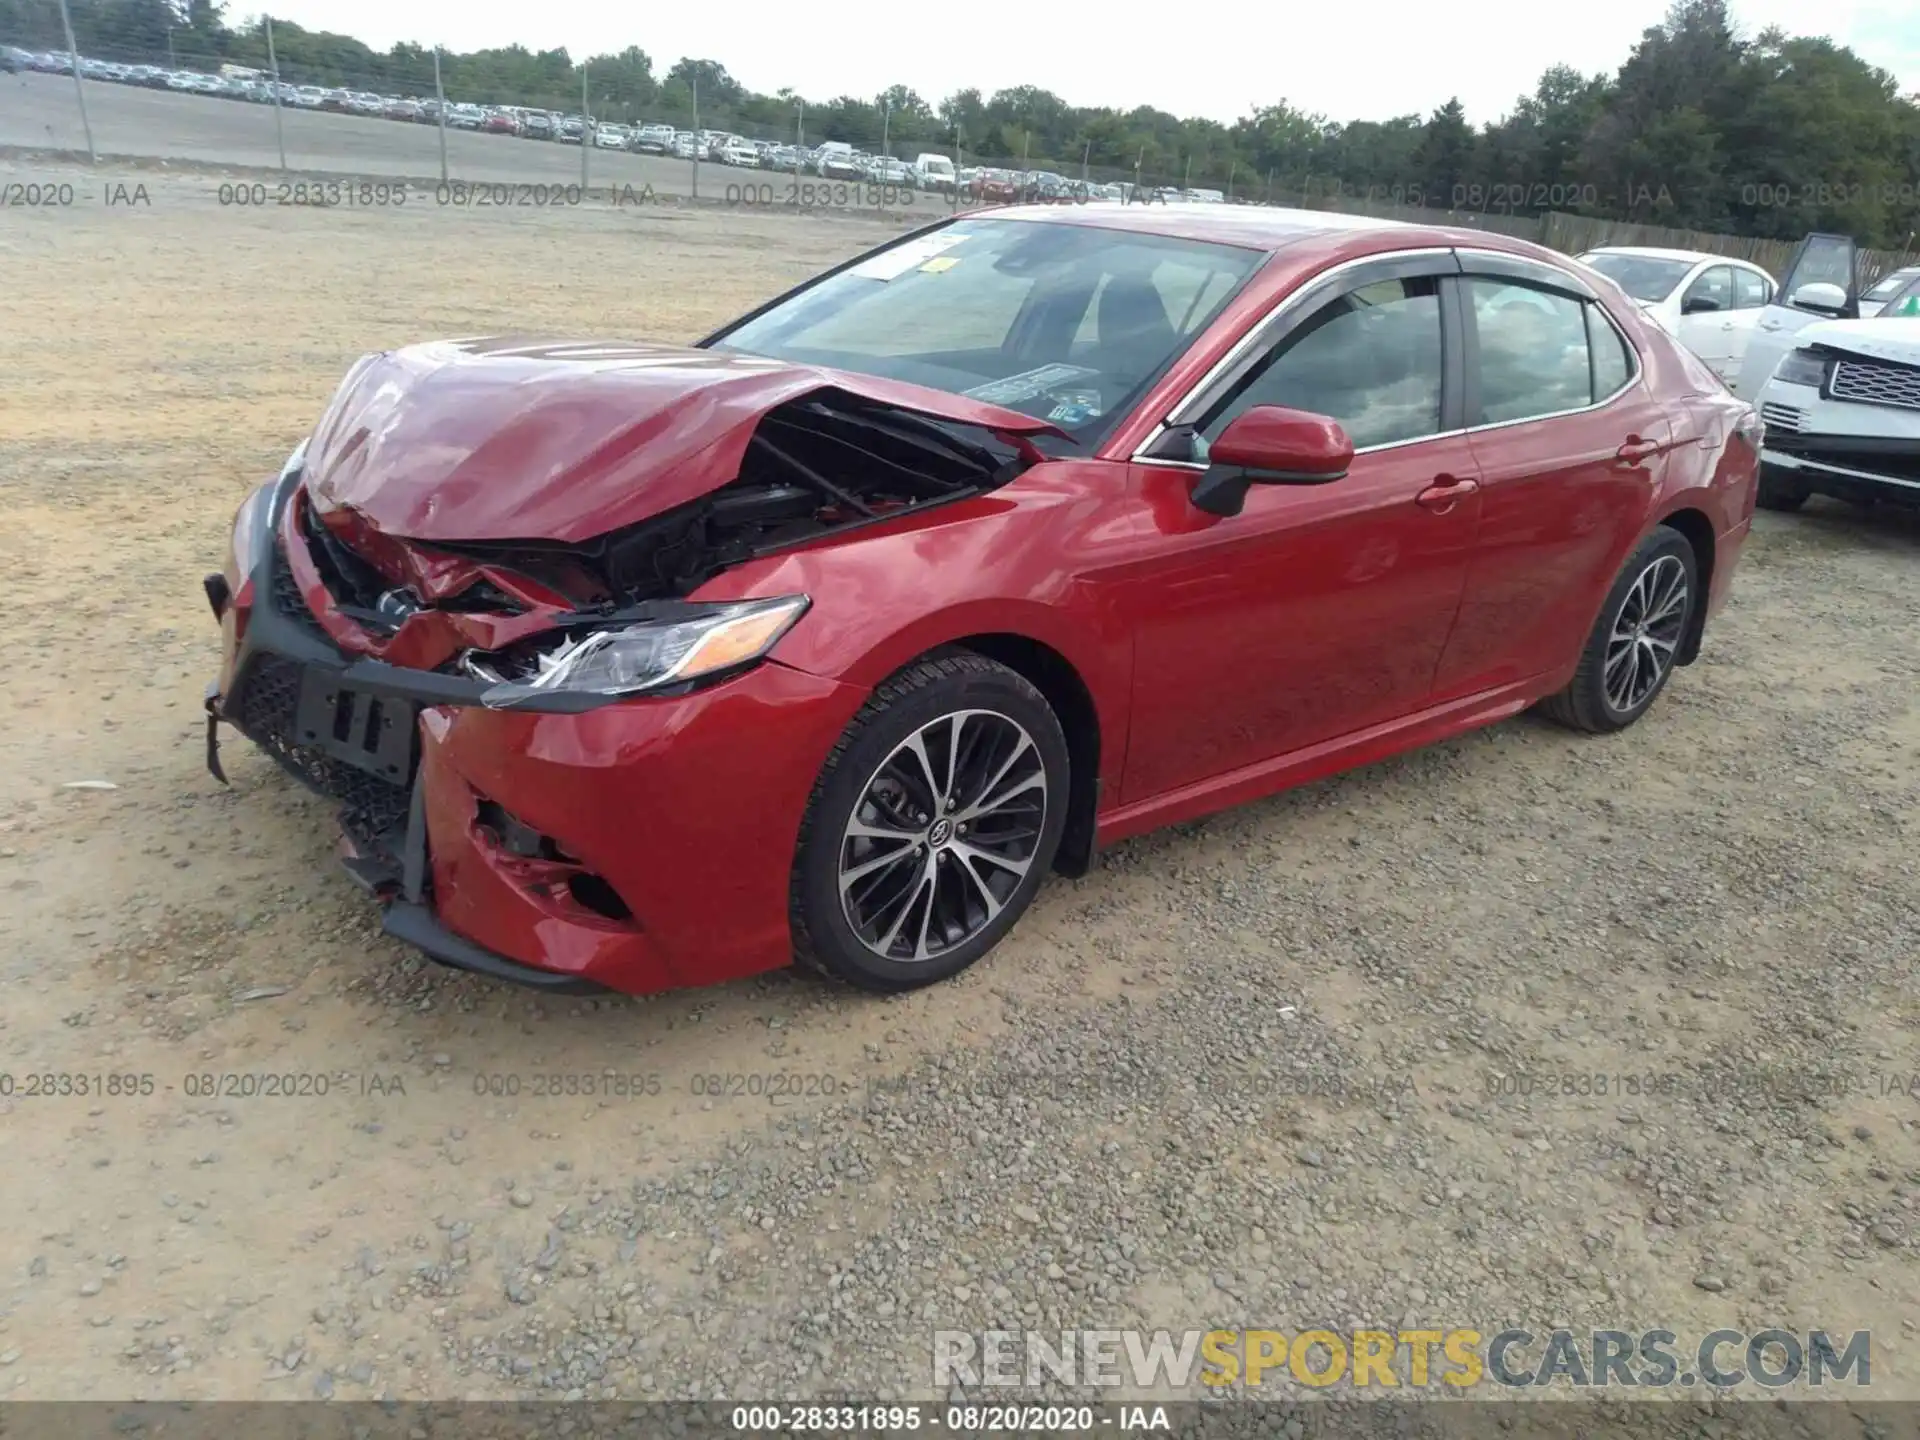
[1131,245,1644,463]
[1451,246,1601,301]
[1136,425,1474,472]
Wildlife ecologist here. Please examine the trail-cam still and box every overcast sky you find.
[246,0,1919,125]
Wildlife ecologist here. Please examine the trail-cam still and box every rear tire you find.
[1540,527,1698,735]
[790,653,1069,993]
[1757,464,1809,512]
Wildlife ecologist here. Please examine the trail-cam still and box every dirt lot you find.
[2,157,1918,1411]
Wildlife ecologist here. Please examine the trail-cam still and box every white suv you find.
[1748,238,1920,513]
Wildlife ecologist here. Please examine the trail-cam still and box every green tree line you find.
[4,0,1917,245]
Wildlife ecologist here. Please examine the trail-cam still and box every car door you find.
[1734,232,1860,400]
[1723,266,1774,379]
[1431,256,1671,699]
[1675,264,1736,379]
[1119,253,1481,804]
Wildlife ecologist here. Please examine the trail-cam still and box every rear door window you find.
[1732,269,1771,309]
[1468,280,1592,424]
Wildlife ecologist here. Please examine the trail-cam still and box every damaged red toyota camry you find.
[202,204,1760,997]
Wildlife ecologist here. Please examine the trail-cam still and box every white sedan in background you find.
[1575,246,1777,385]
[594,125,629,149]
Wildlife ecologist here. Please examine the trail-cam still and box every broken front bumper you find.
[202,456,865,998]
[203,462,607,993]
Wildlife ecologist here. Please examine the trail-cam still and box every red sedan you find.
[201,205,1760,997]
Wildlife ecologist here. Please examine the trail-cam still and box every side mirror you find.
[1790,281,1849,316]
[1190,406,1355,517]
[1681,294,1722,315]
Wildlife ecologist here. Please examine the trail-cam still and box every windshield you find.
[1577,253,1696,302]
[708,218,1264,445]
[1866,268,1920,302]
[1877,278,1920,317]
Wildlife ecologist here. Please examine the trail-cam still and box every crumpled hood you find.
[1796,316,1920,367]
[301,336,1064,545]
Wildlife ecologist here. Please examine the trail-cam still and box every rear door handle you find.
[1415,474,1478,512]
[1616,437,1662,465]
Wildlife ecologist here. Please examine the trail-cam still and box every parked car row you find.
[2,48,1182,199]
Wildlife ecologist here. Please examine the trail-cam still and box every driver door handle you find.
[1415,474,1478,512]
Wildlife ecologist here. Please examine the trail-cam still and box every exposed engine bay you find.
[302,392,1025,636]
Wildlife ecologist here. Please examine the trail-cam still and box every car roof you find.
[962,202,1583,269]
[1583,245,1762,267]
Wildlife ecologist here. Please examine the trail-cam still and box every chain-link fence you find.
[7,36,1919,279]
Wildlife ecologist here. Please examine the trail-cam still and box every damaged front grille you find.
[271,539,331,640]
[229,653,413,858]
[300,501,526,634]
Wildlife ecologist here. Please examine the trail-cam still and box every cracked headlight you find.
[472,596,810,709]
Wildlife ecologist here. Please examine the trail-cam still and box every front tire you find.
[790,653,1069,992]
[1540,527,1698,734]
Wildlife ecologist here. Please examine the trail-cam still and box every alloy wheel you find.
[1603,554,1689,713]
[837,709,1047,963]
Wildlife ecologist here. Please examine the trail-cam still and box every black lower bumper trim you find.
[381,902,607,994]
[204,682,228,785]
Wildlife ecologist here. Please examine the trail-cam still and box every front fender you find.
[688,498,1135,794]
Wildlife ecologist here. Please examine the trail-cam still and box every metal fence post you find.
[55,0,95,163]
[432,47,448,185]
[690,77,700,200]
[580,65,589,191]
[264,15,287,171]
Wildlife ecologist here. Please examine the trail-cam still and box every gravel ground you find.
[1,158,1917,1414]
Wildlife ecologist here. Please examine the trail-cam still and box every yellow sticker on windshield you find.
[920,256,960,274]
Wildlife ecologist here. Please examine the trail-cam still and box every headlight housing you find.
[471,596,810,710]
[1773,348,1828,388]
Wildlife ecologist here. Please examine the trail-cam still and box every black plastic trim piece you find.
[1437,276,1469,433]
[400,774,429,905]
[1454,275,1483,429]
[381,903,607,994]
[1765,431,1920,460]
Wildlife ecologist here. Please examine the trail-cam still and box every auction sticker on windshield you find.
[965,364,1102,406]
[848,230,971,281]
